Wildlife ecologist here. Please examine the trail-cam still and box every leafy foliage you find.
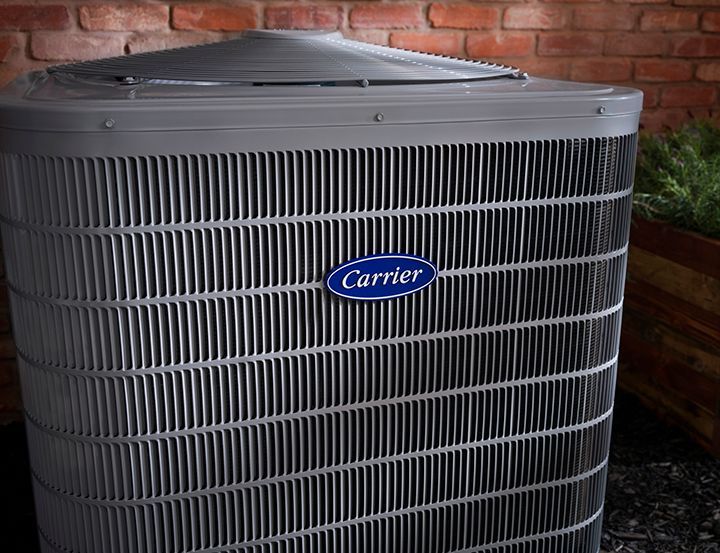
[634,120,720,239]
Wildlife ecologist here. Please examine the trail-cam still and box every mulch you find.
[0,391,717,552]
[602,393,720,553]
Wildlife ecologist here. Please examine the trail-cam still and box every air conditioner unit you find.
[0,31,641,553]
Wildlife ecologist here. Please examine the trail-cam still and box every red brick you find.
[635,59,693,81]
[516,58,570,79]
[350,4,423,29]
[671,36,720,57]
[389,31,464,56]
[0,67,18,87]
[674,0,720,5]
[466,32,534,57]
[635,84,660,107]
[605,32,667,55]
[429,3,499,30]
[641,109,691,132]
[570,58,633,81]
[661,85,717,107]
[0,60,45,87]
[537,33,604,56]
[503,6,569,29]
[0,35,19,63]
[541,0,602,3]
[0,4,70,31]
[126,33,219,54]
[31,32,126,61]
[343,30,389,46]
[689,106,716,120]
[697,63,720,81]
[265,5,343,30]
[701,12,720,32]
[614,0,667,3]
[79,4,168,31]
[173,4,257,31]
[573,7,637,30]
[640,9,698,30]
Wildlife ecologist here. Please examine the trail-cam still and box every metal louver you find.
[0,31,642,553]
[48,30,518,86]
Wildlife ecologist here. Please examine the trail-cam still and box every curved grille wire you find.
[46,35,515,85]
[0,134,637,553]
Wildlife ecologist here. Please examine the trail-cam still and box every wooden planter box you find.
[620,216,720,456]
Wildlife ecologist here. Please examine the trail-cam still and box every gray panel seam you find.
[0,188,634,235]
[31,453,609,511]
[36,503,604,553]
[15,301,624,374]
[24,355,618,443]
[7,246,628,307]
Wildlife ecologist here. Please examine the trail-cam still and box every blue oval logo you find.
[325,254,437,301]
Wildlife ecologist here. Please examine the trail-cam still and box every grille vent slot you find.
[46,32,516,86]
[0,135,636,553]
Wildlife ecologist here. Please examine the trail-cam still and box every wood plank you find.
[630,216,720,281]
[621,218,720,457]
[618,369,716,453]
[622,307,720,380]
[620,330,720,412]
[628,246,720,316]
[624,280,720,350]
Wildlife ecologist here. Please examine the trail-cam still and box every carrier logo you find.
[325,254,437,301]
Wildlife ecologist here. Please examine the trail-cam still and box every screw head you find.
[598,105,607,114]
[374,113,384,122]
[103,118,115,129]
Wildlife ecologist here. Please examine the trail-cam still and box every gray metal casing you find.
[0,31,642,553]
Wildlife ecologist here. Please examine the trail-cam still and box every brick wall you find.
[0,0,718,419]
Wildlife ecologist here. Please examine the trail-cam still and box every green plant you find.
[634,120,720,239]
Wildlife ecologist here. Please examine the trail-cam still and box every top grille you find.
[46,30,517,86]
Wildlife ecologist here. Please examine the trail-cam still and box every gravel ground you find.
[1,391,718,552]
[602,393,720,553]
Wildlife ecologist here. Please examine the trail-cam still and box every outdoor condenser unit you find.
[0,31,641,553]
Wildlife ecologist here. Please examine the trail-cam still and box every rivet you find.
[104,118,115,129]
[374,113,384,122]
[598,106,607,114]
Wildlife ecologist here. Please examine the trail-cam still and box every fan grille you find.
[47,31,518,85]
